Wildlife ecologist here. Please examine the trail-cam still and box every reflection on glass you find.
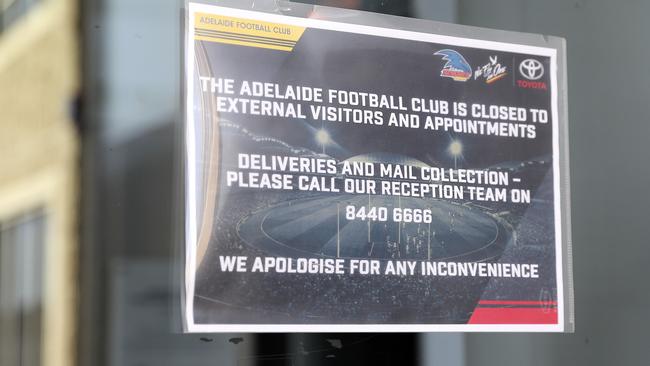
[0,211,45,366]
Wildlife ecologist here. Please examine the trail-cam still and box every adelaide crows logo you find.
[434,49,472,82]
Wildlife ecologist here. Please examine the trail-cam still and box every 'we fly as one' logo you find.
[474,55,508,84]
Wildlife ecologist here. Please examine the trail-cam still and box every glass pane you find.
[0,211,45,366]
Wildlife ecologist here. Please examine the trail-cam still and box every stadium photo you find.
[190,118,557,325]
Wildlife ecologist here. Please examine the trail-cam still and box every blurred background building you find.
[0,0,79,365]
[1,0,650,365]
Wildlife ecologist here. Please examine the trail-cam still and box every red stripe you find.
[469,307,558,324]
[478,300,557,306]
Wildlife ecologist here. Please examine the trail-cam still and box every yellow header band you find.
[194,12,306,51]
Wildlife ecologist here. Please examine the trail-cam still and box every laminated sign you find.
[182,1,574,332]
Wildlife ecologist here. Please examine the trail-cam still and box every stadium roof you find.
[342,152,430,168]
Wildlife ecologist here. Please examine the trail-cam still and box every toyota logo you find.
[519,59,544,80]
